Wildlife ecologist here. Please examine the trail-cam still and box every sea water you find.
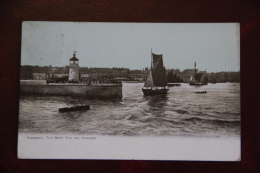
[19,83,240,138]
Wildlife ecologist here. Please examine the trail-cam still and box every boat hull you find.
[142,88,169,96]
[167,83,181,86]
[59,105,90,112]
[190,82,207,86]
[195,91,207,94]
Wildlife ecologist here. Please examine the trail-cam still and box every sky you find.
[21,22,240,72]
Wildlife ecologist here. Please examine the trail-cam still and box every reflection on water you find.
[145,94,168,108]
[19,83,240,137]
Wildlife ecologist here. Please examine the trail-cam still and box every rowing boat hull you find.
[59,105,90,112]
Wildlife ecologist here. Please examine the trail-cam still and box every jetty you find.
[20,52,122,99]
[20,80,122,99]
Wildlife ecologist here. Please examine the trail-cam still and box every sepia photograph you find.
[18,22,240,160]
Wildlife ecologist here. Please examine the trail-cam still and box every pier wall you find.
[20,83,122,99]
[20,80,47,85]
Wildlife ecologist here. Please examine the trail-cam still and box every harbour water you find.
[19,83,240,138]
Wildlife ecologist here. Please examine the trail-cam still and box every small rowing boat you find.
[195,91,207,94]
[59,105,90,112]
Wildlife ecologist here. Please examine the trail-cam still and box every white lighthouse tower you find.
[68,52,79,83]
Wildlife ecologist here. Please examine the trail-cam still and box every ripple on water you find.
[19,83,240,137]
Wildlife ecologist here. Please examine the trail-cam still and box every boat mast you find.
[151,48,153,69]
[194,61,196,82]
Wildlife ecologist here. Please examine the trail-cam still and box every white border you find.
[18,133,240,161]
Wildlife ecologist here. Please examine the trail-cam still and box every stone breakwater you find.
[20,82,122,99]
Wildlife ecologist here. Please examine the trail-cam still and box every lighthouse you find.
[68,52,79,83]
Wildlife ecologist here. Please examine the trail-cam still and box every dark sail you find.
[151,53,167,87]
[199,72,208,84]
[152,54,162,68]
[195,73,204,82]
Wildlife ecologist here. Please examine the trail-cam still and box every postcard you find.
[18,22,240,160]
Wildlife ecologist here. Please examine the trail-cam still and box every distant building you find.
[52,67,60,74]
[79,73,91,83]
[32,73,47,80]
[199,71,206,73]
[143,67,149,73]
[181,69,198,83]
[129,74,144,81]
[114,77,128,82]
[183,69,198,76]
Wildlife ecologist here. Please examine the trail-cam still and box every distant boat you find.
[142,51,169,95]
[190,62,208,86]
[195,91,207,94]
[190,73,205,85]
[59,105,90,112]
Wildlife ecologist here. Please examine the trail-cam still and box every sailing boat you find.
[200,71,208,84]
[190,76,193,82]
[142,51,169,95]
[190,62,208,85]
